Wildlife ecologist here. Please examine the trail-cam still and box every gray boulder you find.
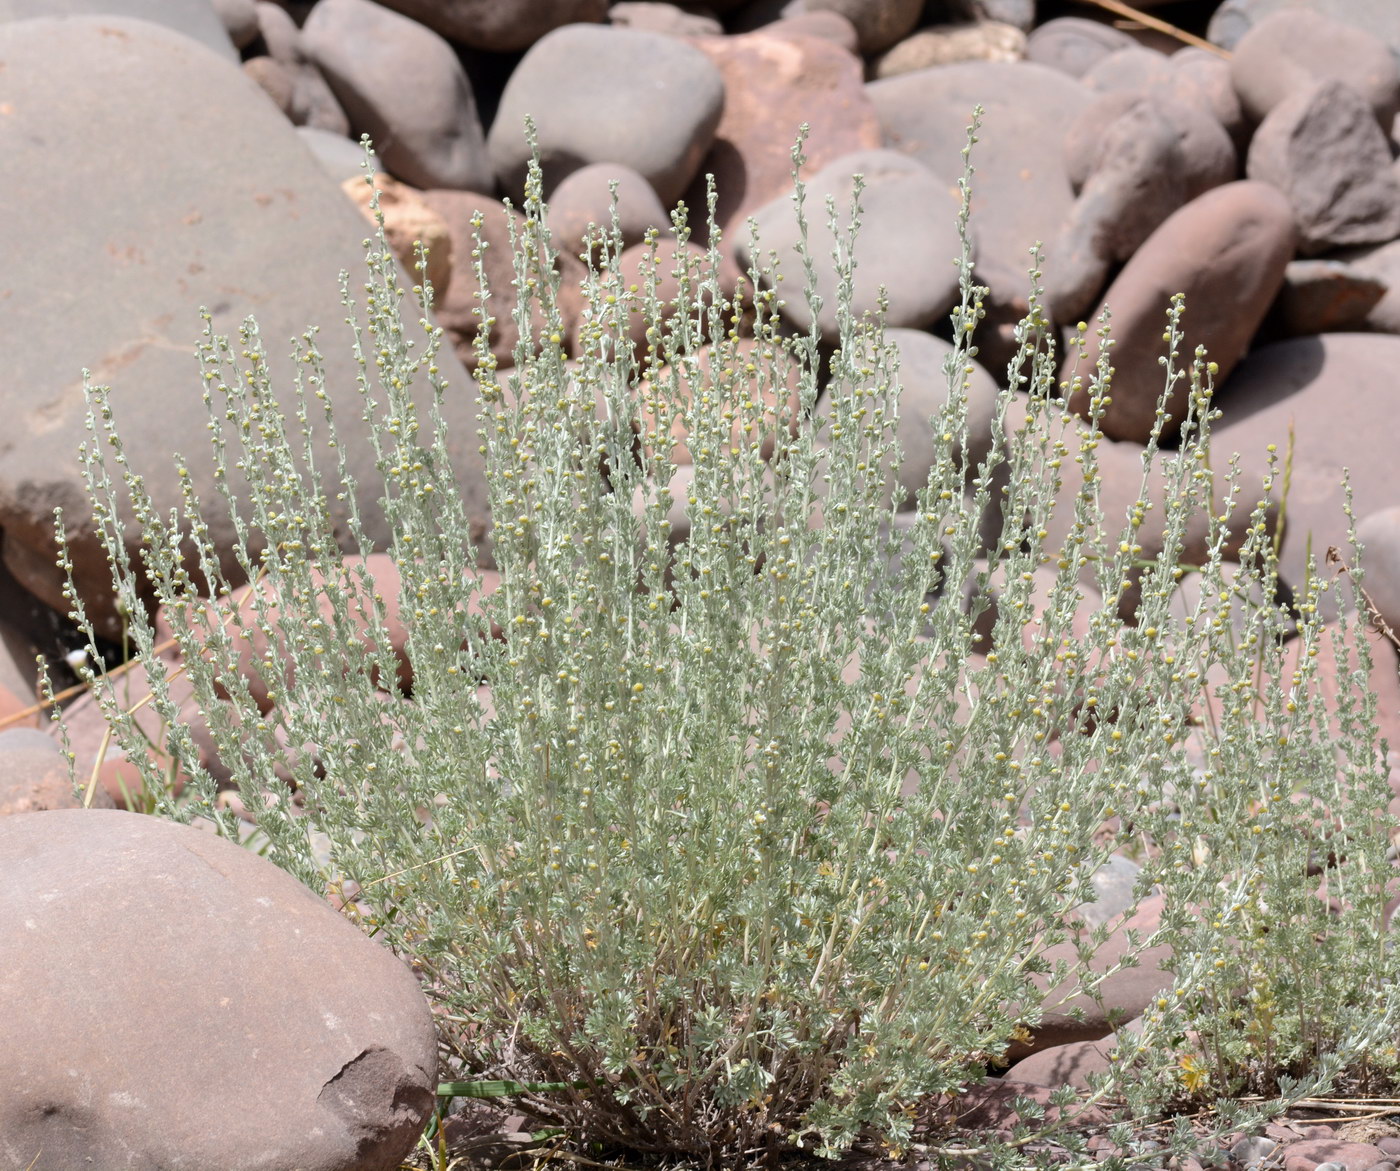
[488,24,724,205]
[739,150,963,341]
[303,0,493,192]
[0,808,437,1169]
[0,0,235,58]
[0,17,491,640]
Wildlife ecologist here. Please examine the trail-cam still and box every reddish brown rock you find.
[685,29,881,248]
[1009,893,1173,1057]
[1246,80,1400,256]
[1258,258,1386,341]
[1283,1138,1388,1171]
[1230,8,1400,126]
[607,1,721,36]
[0,731,114,817]
[242,54,295,117]
[1004,1035,1122,1090]
[1064,182,1296,444]
[0,809,438,1170]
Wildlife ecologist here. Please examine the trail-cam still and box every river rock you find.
[1339,237,1400,333]
[255,0,350,134]
[1259,258,1386,340]
[1064,182,1296,444]
[608,2,723,36]
[548,163,673,265]
[370,0,608,53]
[1025,16,1135,78]
[1211,334,1400,620]
[1230,8,1400,127]
[0,0,237,58]
[739,149,963,341]
[1209,0,1400,59]
[303,0,493,192]
[869,61,1090,369]
[0,17,490,641]
[0,808,437,1170]
[1247,80,1400,256]
[1358,508,1400,638]
[870,21,1026,79]
[488,24,724,205]
[685,28,881,251]
[803,0,920,54]
[0,731,115,817]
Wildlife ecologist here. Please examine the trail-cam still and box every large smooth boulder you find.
[1064,182,1296,444]
[0,18,491,640]
[0,809,437,1169]
[303,0,493,192]
[0,0,236,58]
[1208,0,1400,59]
[487,24,724,205]
[1212,334,1400,619]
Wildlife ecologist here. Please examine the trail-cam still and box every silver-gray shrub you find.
[59,123,1400,1166]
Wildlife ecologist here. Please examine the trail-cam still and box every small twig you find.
[1327,547,1400,651]
[1078,0,1229,57]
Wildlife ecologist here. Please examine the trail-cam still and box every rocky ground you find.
[5,0,1400,1167]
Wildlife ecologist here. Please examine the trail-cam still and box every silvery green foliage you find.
[62,120,1400,1166]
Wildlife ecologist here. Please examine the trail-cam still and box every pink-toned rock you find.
[1210,0,1400,57]
[1358,508,1400,638]
[242,54,295,117]
[1247,80,1400,256]
[947,1076,1113,1138]
[1076,63,1238,200]
[602,240,717,365]
[488,25,724,206]
[341,172,453,298]
[303,0,493,192]
[1230,8,1400,127]
[739,149,963,340]
[685,29,881,247]
[1283,1138,1388,1171]
[1212,334,1400,620]
[0,808,438,1170]
[1004,1036,1121,1090]
[758,10,859,54]
[803,0,920,55]
[1048,96,1188,322]
[212,0,258,49]
[0,730,114,817]
[1010,893,1173,1058]
[1025,16,1135,79]
[1064,182,1296,444]
[370,0,607,52]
